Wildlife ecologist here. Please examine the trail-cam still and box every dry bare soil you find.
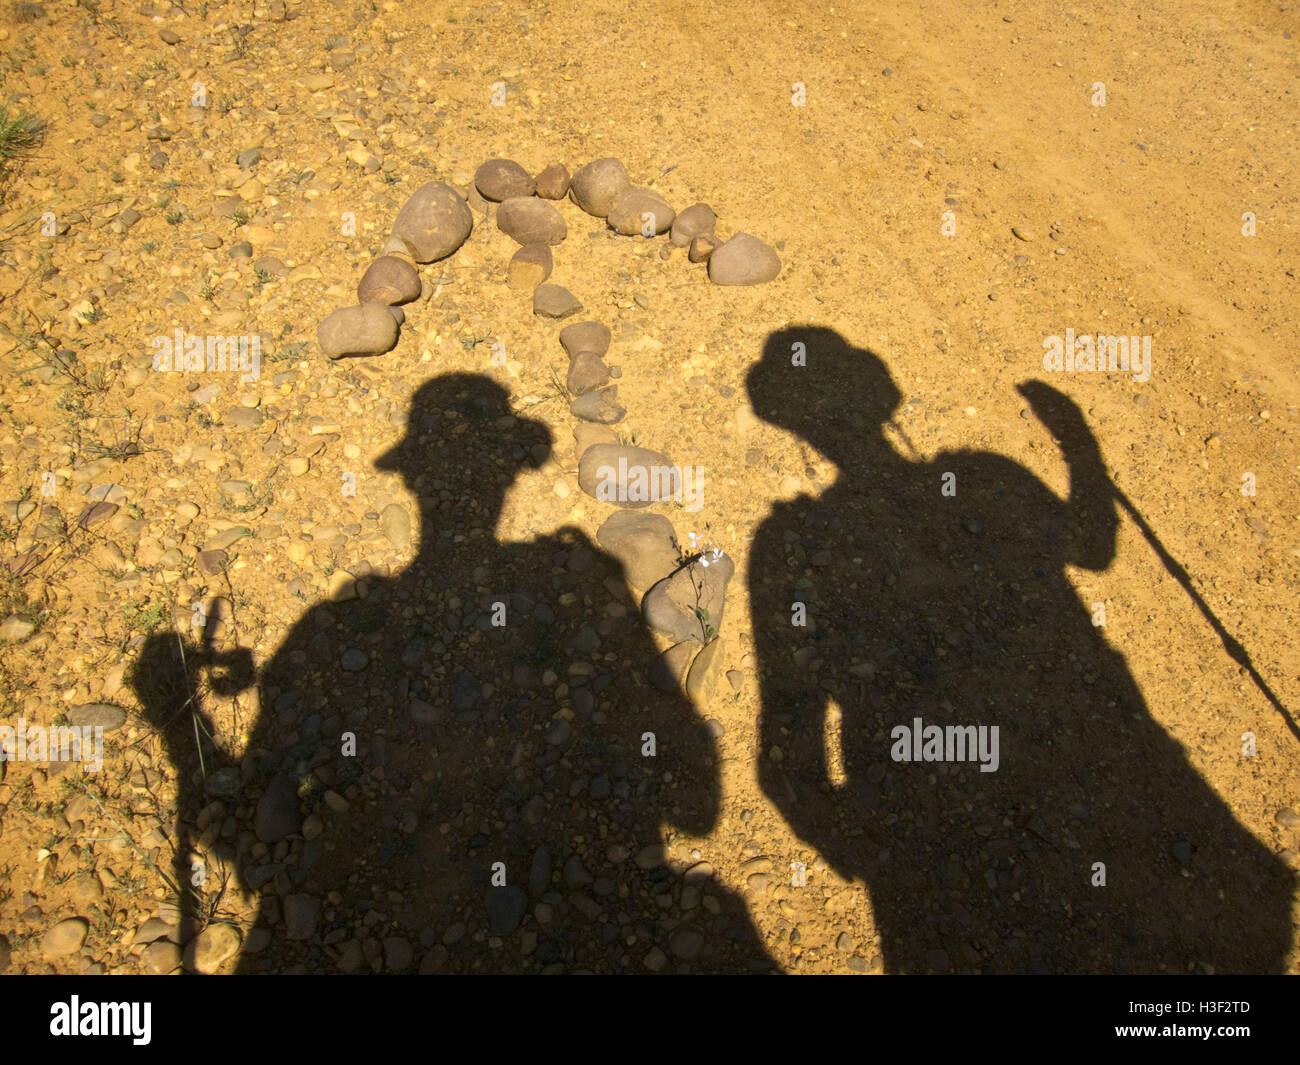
[0,0,1296,974]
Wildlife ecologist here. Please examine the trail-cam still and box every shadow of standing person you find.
[133,372,774,974]
[746,326,1294,973]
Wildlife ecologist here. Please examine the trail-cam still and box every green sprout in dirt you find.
[252,265,272,289]
[0,103,45,200]
[82,412,148,461]
[123,600,168,636]
[224,474,279,514]
[1,310,39,353]
[165,207,184,226]
[271,340,308,363]
[0,104,44,163]
[226,26,253,61]
[543,364,571,406]
[44,342,113,398]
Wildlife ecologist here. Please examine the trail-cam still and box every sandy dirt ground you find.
[0,0,1296,974]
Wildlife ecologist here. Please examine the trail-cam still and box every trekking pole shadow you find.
[1016,381,1298,744]
[131,606,253,971]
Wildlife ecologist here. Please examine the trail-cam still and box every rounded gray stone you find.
[671,203,716,247]
[254,775,301,843]
[651,642,694,692]
[317,304,400,358]
[380,503,412,551]
[474,158,536,201]
[708,232,782,285]
[67,703,127,732]
[535,163,570,199]
[533,284,583,319]
[577,443,675,507]
[570,386,625,424]
[389,182,473,262]
[497,197,566,246]
[642,557,734,643]
[559,320,611,358]
[341,648,370,671]
[606,187,674,236]
[596,510,680,589]
[569,157,630,217]
[42,918,89,960]
[358,255,421,305]
[508,243,553,289]
[566,351,611,394]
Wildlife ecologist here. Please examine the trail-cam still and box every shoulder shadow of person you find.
[745,326,1295,973]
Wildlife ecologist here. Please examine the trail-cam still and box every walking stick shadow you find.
[132,622,253,971]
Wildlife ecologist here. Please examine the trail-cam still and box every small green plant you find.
[224,474,279,514]
[695,607,716,643]
[1,311,37,352]
[141,241,156,253]
[199,276,215,301]
[226,27,252,61]
[0,103,45,193]
[231,206,249,226]
[324,36,344,50]
[82,413,147,461]
[271,340,307,363]
[252,265,272,288]
[123,599,169,637]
